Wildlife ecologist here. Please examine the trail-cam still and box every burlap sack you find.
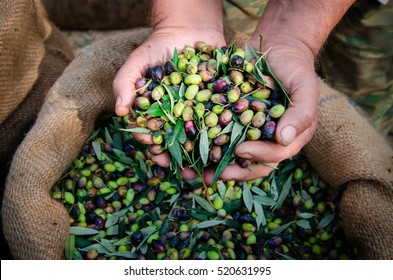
[0,0,74,259]
[2,27,392,259]
[303,82,393,259]
[42,0,151,30]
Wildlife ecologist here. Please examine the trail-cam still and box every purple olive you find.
[261,121,277,139]
[147,65,165,82]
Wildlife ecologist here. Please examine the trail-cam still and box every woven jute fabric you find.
[303,81,393,259]
[42,0,151,30]
[2,27,393,259]
[0,0,51,123]
[0,0,74,259]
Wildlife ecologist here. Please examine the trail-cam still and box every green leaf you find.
[104,127,113,144]
[222,199,243,213]
[270,178,278,201]
[145,102,165,117]
[92,141,102,161]
[224,218,241,228]
[65,234,75,260]
[72,249,84,260]
[106,225,119,236]
[230,122,244,146]
[169,193,180,206]
[251,186,266,196]
[216,181,227,201]
[245,41,258,62]
[167,120,185,146]
[296,219,311,229]
[111,148,132,164]
[112,132,122,150]
[87,129,100,142]
[162,84,176,115]
[215,50,223,73]
[254,201,266,230]
[136,79,152,94]
[212,124,249,184]
[105,251,137,259]
[242,182,253,213]
[179,82,185,98]
[219,121,234,135]
[268,221,295,235]
[79,243,109,254]
[299,212,315,219]
[199,122,209,166]
[69,226,100,236]
[98,239,117,253]
[120,127,151,134]
[137,225,158,251]
[252,195,276,206]
[172,48,179,67]
[193,194,216,214]
[168,140,183,168]
[193,219,225,229]
[317,213,336,229]
[158,100,177,124]
[273,173,293,211]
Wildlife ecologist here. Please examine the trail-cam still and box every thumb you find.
[113,49,147,116]
[275,75,319,147]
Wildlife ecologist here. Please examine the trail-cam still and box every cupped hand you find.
[113,26,226,168]
[216,35,319,183]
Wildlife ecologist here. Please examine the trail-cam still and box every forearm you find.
[253,0,356,57]
[152,0,224,32]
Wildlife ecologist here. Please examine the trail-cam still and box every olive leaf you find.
[168,140,183,168]
[243,182,253,213]
[193,194,216,214]
[199,122,209,166]
[252,195,276,207]
[69,226,100,236]
[268,221,295,235]
[104,127,113,144]
[296,219,311,229]
[145,102,165,117]
[317,213,336,229]
[120,127,151,134]
[65,234,75,260]
[193,219,226,229]
[216,181,227,201]
[92,140,102,162]
[273,173,293,211]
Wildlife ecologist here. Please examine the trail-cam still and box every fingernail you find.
[281,125,297,146]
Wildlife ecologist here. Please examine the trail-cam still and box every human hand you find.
[113,26,226,170]
[215,35,319,182]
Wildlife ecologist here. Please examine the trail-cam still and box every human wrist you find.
[151,0,223,34]
[252,0,355,57]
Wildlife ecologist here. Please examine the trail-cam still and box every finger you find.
[133,133,153,145]
[113,50,147,116]
[235,121,316,163]
[205,162,277,184]
[150,152,171,168]
[275,74,319,147]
